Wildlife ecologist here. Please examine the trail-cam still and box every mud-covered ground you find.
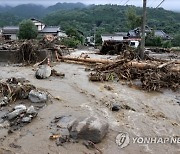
[0,50,180,154]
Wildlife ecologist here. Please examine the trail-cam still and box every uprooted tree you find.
[18,19,38,40]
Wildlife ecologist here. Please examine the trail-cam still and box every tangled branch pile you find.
[0,77,35,106]
[89,53,180,91]
[17,41,40,64]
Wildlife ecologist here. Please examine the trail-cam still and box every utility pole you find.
[94,26,96,47]
[140,0,147,59]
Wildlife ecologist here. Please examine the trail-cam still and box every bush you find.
[162,41,172,48]
[61,37,81,48]
[145,36,162,47]
[18,19,38,40]
[65,28,84,44]
[172,34,180,47]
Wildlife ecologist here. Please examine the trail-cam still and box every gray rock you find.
[14,105,27,111]
[28,90,48,103]
[35,65,51,79]
[7,108,26,120]
[56,115,77,129]
[69,117,109,143]
[27,106,37,116]
[0,97,9,106]
[112,104,121,111]
[22,116,32,123]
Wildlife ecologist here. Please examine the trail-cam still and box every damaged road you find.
[0,49,180,154]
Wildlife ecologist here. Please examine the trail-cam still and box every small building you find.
[127,26,172,40]
[2,18,66,40]
[39,26,67,38]
[101,34,124,43]
[31,18,45,31]
[2,26,19,40]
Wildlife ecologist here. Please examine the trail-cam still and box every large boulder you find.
[56,115,77,129]
[69,117,109,143]
[35,65,51,79]
[28,90,48,103]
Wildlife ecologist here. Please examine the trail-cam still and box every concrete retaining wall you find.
[0,50,18,63]
[0,50,56,63]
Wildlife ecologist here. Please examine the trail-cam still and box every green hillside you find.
[0,3,180,38]
[44,5,180,36]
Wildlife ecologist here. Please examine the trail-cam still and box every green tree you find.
[162,41,172,48]
[172,34,180,47]
[95,27,106,45]
[18,19,38,39]
[65,27,84,43]
[126,8,142,29]
[61,37,81,48]
[145,36,162,47]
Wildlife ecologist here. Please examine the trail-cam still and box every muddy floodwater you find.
[0,50,180,154]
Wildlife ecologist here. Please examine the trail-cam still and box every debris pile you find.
[49,115,109,146]
[0,40,24,50]
[148,47,171,53]
[17,41,40,64]
[89,51,180,91]
[0,77,48,132]
[0,36,71,64]
[100,40,129,55]
[0,77,35,105]
[0,105,37,132]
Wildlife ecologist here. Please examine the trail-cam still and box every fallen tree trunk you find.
[150,57,180,64]
[127,61,157,69]
[59,56,114,64]
[157,60,175,69]
[60,56,180,72]
[126,61,180,72]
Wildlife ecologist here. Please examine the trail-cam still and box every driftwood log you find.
[59,56,180,72]
[59,56,114,64]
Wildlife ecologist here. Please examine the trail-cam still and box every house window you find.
[4,35,11,40]
[130,42,135,46]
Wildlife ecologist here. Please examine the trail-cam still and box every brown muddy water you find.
[0,50,180,154]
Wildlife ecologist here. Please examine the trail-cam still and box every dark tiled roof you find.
[128,30,137,37]
[154,30,170,39]
[40,26,60,33]
[115,32,128,36]
[2,26,19,34]
[31,18,44,23]
[101,34,125,37]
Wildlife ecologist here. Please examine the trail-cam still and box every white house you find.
[31,18,46,31]
[2,18,67,40]
[101,34,124,43]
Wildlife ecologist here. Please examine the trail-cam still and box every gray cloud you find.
[0,0,180,11]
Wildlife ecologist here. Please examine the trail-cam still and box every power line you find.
[156,0,165,8]
[123,0,130,5]
[149,0,157,7]
[120,0,124,5]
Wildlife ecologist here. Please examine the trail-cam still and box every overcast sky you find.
[0,0,179,11]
